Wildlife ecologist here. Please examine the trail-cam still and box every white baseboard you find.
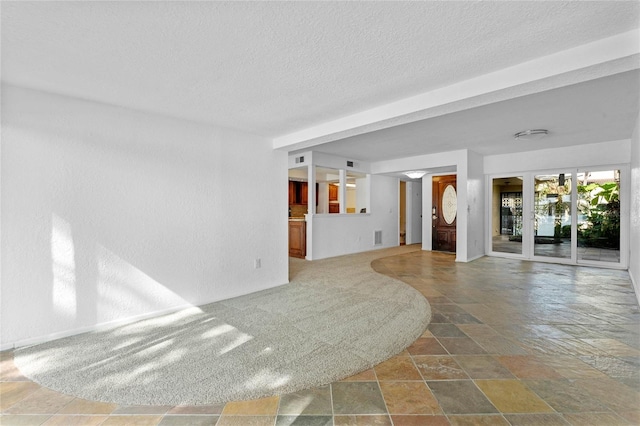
[1,281,289,352]
[456,253,485,263]
[630,269,640,307]
[0,302,196,352]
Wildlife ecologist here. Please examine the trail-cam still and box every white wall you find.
[454,154,470,262]
[405,181,422,245]
[630,111,640,304]
[317,183,329,214]
[484,140,632,174]
[308,174,398,259]
[346,187,357,211]
[356,177,370,213]
[1,85,289,349]
[422,176,433,251]
[465,150,485,261]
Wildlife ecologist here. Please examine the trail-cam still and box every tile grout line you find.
[329,383,335,426]
[273,394,281,426]
[373,375,393,426]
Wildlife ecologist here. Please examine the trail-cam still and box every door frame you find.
[486,173,530,260]
[529,168,577,266]
[432,174,457,253]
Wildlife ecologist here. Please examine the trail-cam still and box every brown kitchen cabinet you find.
[289,180,318,206]
[329,184,338,201]
[289,220,306,258]
[299,182,308,205]
[289,181,296,204]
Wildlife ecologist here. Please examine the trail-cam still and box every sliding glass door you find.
[577,169,621,264]
[533,172,572,259]
[490,168,624,267]
[491,177,524,255]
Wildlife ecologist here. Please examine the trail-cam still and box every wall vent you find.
[295,156,305,164]
[374,230,382,245]
[346,160,354,167]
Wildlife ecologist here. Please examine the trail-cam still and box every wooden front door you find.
[432,175,457,253]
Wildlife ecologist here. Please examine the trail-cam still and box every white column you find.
[339,169,347,214]
[308,165,316,215]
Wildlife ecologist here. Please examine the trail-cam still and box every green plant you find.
[577,182,620,249]
[534,177,571,242]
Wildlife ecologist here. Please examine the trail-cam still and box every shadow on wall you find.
[0,121,224,346]
[1,86,287,348]
[51,213,194,327]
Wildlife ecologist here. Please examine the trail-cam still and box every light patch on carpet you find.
[14,245,430,405]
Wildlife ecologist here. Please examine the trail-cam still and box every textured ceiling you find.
[305,70,640,161]
[2,1,639,145]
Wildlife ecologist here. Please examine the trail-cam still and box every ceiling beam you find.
[273,29,640,153]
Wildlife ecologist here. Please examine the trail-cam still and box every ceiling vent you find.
[346,160,354,167]
[295,156,305,164]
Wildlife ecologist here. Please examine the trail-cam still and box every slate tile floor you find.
[2,249,639,425]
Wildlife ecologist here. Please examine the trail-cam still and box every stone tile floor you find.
[2,249,639,425]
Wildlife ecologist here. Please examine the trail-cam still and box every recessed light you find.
[403,171,427,179]
[514,129,549,140]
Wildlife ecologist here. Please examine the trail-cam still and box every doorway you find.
[491,177,524,255]
[533,172,573,259]
[432,175,457,252]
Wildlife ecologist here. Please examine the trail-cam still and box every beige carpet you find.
[15,246,431,405]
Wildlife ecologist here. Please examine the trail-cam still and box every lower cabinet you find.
[288,221,306,258]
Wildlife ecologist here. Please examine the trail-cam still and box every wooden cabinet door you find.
[300,182,308,205]
[289,181,310,205]
[289,181,296,205]
[288,221,306,258]
[329,184,338,201]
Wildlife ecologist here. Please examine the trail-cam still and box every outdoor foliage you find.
[577,182,620,249]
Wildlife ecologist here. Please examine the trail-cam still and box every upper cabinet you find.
[289,181,315,205]
[300,182,308,205]
[328,184,338,202]
[289,181,296,204]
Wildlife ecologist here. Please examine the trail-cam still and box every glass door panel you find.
[534,173,572,259]
[577,170,621,264]
[491,177,523,254]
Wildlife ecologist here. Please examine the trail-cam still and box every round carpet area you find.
[14,247,431,405]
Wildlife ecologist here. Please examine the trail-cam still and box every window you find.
[314,166,369,214]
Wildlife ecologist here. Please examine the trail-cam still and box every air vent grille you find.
[295,156,305,164]
[347,160,354,167]
[374,230,382,245]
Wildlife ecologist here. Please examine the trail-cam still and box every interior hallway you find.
[1,248,639,425]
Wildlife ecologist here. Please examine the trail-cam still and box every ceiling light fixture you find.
[403,171,427,179]
[514,129,549,140]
